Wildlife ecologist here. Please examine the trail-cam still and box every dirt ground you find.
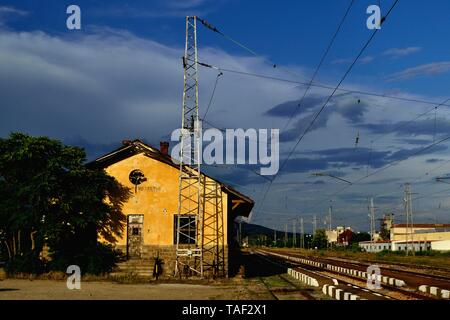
[0,279,264,300]
[0,251,321,300]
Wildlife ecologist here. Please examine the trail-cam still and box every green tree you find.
[312,229,328,249]
[0,133,130,274]
[350,232,371,244]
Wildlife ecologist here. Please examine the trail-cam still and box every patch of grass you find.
[263,275,288,287]
[271,247,450,271]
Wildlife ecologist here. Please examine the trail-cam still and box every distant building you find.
[380,213,394,240]
[359,223,450,252]
[359,240,432,253]
[326,226,352,244]
[390,223,450,242]
[337,229,354,246]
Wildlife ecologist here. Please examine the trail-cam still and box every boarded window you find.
[174,215,196,244]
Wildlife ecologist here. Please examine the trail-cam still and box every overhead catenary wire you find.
[282,0,355,132]
[198,64,450,109]
[195,3,449,225]
[197,17,308,82]
[304,132,450,214]
[255,0,401,219]
[202,71,223,120]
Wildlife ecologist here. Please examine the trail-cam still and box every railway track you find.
[266,248,450,292]
[254,249,448,300]
[256,250,391,300]
[254,253,317,300]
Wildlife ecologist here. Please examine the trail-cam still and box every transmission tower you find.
[292,219,297,247]
[285,223,288,247]
[368,198,375,252]
[312,214,317,236]
[175,16,224,278]
[404,183,415,256]
[300,217,304,249]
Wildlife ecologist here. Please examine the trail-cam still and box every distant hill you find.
[240,222,301,238]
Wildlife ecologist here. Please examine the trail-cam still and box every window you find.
[174,215,196,244]
[132,227,140,236]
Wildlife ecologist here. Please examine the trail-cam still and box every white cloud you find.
[0,6,28,25]
[94,0,225,18]
[383,46,422,58]
[359,56,374,64]
[1,26,449,230]
[387,61,450,82]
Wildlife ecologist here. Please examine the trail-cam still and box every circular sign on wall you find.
[129,169,147,192]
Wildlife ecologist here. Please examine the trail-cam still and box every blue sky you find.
[2,0,450,232]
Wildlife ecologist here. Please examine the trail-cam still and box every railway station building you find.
[88,139,254,277]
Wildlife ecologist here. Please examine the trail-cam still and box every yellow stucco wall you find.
[103,153,228,246]
[391,227,450,242]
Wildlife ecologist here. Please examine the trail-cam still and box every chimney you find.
[160,141,169,155]
[122,139,132,146]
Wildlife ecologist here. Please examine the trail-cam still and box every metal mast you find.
[404,183,414,256]
[300,217,304,249]
[175,16,224,278]
[175,16,203,277]
[292,219,296,247]
[312,214,317,236]
[368,198,375,252]
[202,178,225,277]
[284,223,288,247]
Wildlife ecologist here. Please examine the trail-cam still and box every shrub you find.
[5,252,46,275]
[49,243,120,275]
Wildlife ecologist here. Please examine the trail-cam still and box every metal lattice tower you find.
[368,198,375,252]
[175,16,224,278]
[312,214,317,236]
[292,220,296,247]
[175,16,203,277]
[202,179,225,277]
[404,183,415,256]
[300,217,304,249]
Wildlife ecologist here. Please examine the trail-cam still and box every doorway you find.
[127,214,144,259]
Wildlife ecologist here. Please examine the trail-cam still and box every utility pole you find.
[404,183,415,256]
[300,217,304,249]
[284,223,288,247]
[328,203,332,249]
[328,202,332,233]
[274,229,277,246]
[312,214,317,236]
[292,219,297,247]
[368,198,375,252]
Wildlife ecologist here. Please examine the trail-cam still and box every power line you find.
[282,0,355,132]
[203,71,223,120]
[198,65,450,109]
[365,98,450,147]
[305,133,450,214]
[197,17,308,82]
[256,0,400,219]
